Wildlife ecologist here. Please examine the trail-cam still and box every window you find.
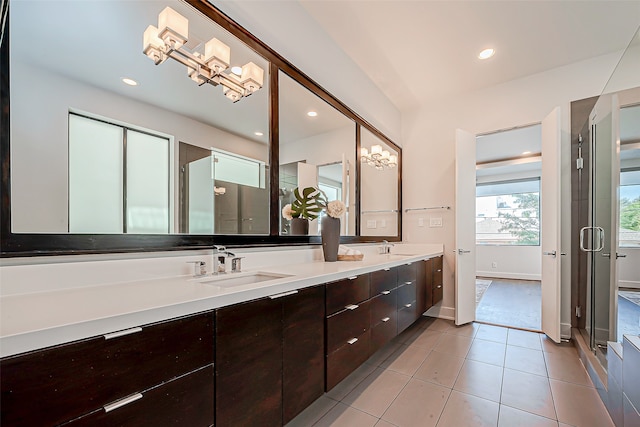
[476,179,540,245]
[620,168,640,247]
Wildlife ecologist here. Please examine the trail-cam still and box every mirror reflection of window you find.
[278,72,356,236]
[10,0,270,236]
[360,127,400,237]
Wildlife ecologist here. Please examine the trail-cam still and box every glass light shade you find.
[158,7,189,48]
[143,25,165,64]
[381,150,390,160]
[240,62,264,93]
[388,154,398,167]
[204,38,230,73]
[370,144,382,158]
[360,147,369,159]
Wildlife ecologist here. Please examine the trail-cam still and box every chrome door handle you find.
[543,251,557,258]
[602,253,611,258]
[617,253,627,259]
[457,249,471,254]
[579,226,605,252]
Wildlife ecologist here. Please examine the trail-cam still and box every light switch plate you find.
[367,220,377,229]
[418,218,424,227]
[430,217,443,227]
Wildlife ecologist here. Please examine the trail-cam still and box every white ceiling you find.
[300,1,640,111]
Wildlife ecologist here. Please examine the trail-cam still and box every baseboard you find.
[424,304,455,320]
[620,280,640,289]
[476,271,542,281]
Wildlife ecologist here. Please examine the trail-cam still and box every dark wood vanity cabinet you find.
[397,262,418,333]
[215,285,325,427]
[370,268,398,353]
[432,256,444,305]
[0,312,215,427]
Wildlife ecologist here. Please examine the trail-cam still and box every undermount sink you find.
[197,271,292,288]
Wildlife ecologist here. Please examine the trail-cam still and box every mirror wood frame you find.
[0,0,402,257]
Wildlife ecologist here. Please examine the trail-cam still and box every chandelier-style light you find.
[360,145,397,170]
[143,7,264,102]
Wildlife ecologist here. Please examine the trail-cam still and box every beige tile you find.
[381,378,450,427]
[381,344,431,376]
[498,405,559,427]
[367,340,405,367]
[285,396,338,427]
[447,322,480,337]
[549,379,614,427]
[467,339,507,366]
[375,420,398,427]
[476,324,509,343]
[436,390,500,427]
[406,329,443,350]
[433,333,473,358]
[412,315,432,329]
[397,324,423,344]
[414,349,465,388]
[342,368,410,418]
[544,352,593,387]
[314,402,379,427]
[507,329,543,350]
[501,368,556,420]
[327,362,378,401]
[453,359,504,402]
[540,335,577,357]
[422,317,454,332]
[504,345,547,377]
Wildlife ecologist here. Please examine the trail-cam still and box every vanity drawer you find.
[370,268,397,297]
[326,275,370,316]
[67,365,214,427]
[370,289,397,326]
[433,283,444,305]
[371,313,397,352]
[397,281,417,307]
[397,262,417,286]
[0,312,214,427]
[433,256,443,286]
[326,300,371,354]
[398,301,418,334]
[326,329,371,391]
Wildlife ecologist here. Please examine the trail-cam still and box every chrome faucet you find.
[213,245,235,274]
[379,240,395,254]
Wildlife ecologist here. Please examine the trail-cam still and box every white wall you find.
[476,246,541,281]
[619,247,640,289]
[11,61,267,233]
[402,51,626,330]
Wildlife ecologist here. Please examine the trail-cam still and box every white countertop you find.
[0,244,443,357]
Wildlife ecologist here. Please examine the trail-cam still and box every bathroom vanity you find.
[0,246,443,426]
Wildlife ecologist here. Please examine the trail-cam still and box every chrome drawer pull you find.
[383,268,390,271]
[345,304,359,310]
[404,281,412,285]
[269,290,298,299]
[347,338,358,345]
[348,276,358,280]
[382,290,391,295]
[104,393,143,413]
[406,262,412,265]
[436,285,442,289]
[436,269,442,272]
[405,303,412,308]
[103,327,142,340]
[382,317,390,322]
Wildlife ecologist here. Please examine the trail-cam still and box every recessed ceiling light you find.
[478,48,495,60]
[122,78,138,86]
[307,111,318,117]
[254,131,264,136]
[231,66,242,76]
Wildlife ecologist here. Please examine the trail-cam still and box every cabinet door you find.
[326,275,370,316]
[326,330,371,391]
[216,298,282,427]
[370,268,397,297]
[397,282,417,333]
[283,286,325,424]
[433,256,444,305]
[418,258,433,314]
[326,300,371,353]
[1,312,214,427]
[67,365,214,427]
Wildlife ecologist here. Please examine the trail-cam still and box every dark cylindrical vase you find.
[321,216,340,262]
[290,217,309,235]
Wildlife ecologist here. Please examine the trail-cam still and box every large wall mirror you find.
[10,0,269,236]
[1,0,401,256]
[278,71,356,237]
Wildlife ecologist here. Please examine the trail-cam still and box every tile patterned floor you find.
[286,318,614,427]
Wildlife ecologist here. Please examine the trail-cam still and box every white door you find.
[455,129,477,325]
[541,107,562,342]
[610,94,621,342]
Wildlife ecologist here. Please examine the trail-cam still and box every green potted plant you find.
[282,187,327,234]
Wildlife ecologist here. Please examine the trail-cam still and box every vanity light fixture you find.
[478,48,495,60]
[231,66,243,76]
[360,145,397,170]
[122,78,138,86]
[143,7,264,102]
[307,111,318,117]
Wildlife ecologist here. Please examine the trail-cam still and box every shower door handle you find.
[579,226,605,252]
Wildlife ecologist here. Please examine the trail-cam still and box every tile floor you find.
[476,278,542,330]
[286,317,614,427]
